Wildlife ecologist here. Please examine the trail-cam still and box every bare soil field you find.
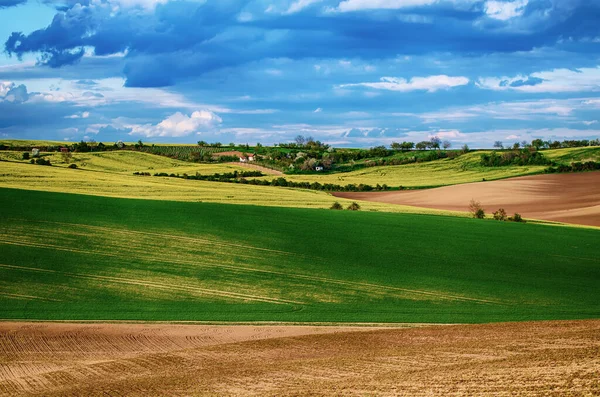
[335,171,600,227]
[0,320,598,396]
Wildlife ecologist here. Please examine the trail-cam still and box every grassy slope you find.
[277,152,547,187]
[271,147,600,188]
[0,188,598,323]
[0,150,248,175]
[0,160,460,216]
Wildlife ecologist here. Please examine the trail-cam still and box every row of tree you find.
[494,138,600,150]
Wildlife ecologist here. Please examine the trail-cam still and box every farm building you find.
[31,148,40,157]
[315,166,324,171]
[60,147,69,153]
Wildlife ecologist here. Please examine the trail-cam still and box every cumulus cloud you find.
[0,82,29,103]
[341,75,469,92]
[128,110,222,138]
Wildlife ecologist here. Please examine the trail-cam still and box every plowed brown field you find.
[334,171,600,227]
[1,320,598,396]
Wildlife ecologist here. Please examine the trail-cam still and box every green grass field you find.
[1,188,598,323]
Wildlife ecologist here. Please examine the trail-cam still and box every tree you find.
[346,202,361,211]
[493,208,507,221]
[401,141,415,151]
[22,152,30,160]
[512,142,520,150]
[213,142,222,147]
[493,141,503,150]
[134,139,144,150]
[61,150,73,164]
[520,140,529,149]
[442,140,452,150]
[295,135,306,146]
[531,139,545,150]
[461,144,470,153]
[429,136,441,150]
[197,140,207,147]
[390,142,402,151]
[330,202,343,210]
[416,141,428,150]
[468,199,485,219]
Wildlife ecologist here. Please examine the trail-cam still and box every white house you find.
[239,154,256,162]
[315,166,324,171]
[31,148,40,157]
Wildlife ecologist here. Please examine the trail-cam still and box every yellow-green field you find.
[275,152,546,187]
[0,150,248,175]
[0,159,462,216]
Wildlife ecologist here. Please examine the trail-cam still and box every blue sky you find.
[0,0,599,147]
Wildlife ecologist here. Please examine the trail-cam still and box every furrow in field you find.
[0,229,504,305]
[0,293,61,302]
[9,218,317,260]
[0,264,303,305]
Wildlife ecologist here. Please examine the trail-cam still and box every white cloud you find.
[341,75,469,92]
[285,0,324,14]
[65,111,91,119]
[484,0,528,21]
[128,111,223,138]
[336,0,438,12]
[583,120,598,126]
[0,82,29,103]
[477,67,600,93]
[314,107,323,113]
[397,99,582,123]
[430,130,465,139]
[505,134,520,139]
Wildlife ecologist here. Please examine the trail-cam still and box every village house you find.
[31,148,40,157]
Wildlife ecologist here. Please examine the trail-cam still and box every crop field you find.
[0,159,462,215]
[1,320,597,396]
[266,151,549,187]
[0,188,598,323]
[261,147,600,188]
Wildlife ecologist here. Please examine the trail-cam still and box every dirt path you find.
[335,171,600,227]
[0,320,598,396]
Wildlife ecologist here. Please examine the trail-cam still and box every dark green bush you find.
[347,202,361,211]
[330,202,343,210]
[493,208,507,221]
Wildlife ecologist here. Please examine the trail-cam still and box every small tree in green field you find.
[347,202,361,211]
[493,208,507,221]
[330,202,343,210]
[469,199,485,219]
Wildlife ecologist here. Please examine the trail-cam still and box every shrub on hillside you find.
[68,163,78,169]
[347,202,361,211]
[493,208,507,221]
[509,213,525,223]
[330,202,343,210]
[22,152,30,160]
[469,199,485,219]
[34,158,51,166]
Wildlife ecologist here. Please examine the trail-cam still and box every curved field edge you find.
[0,188,598,324]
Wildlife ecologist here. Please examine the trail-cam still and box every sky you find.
[0,0,599,148]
